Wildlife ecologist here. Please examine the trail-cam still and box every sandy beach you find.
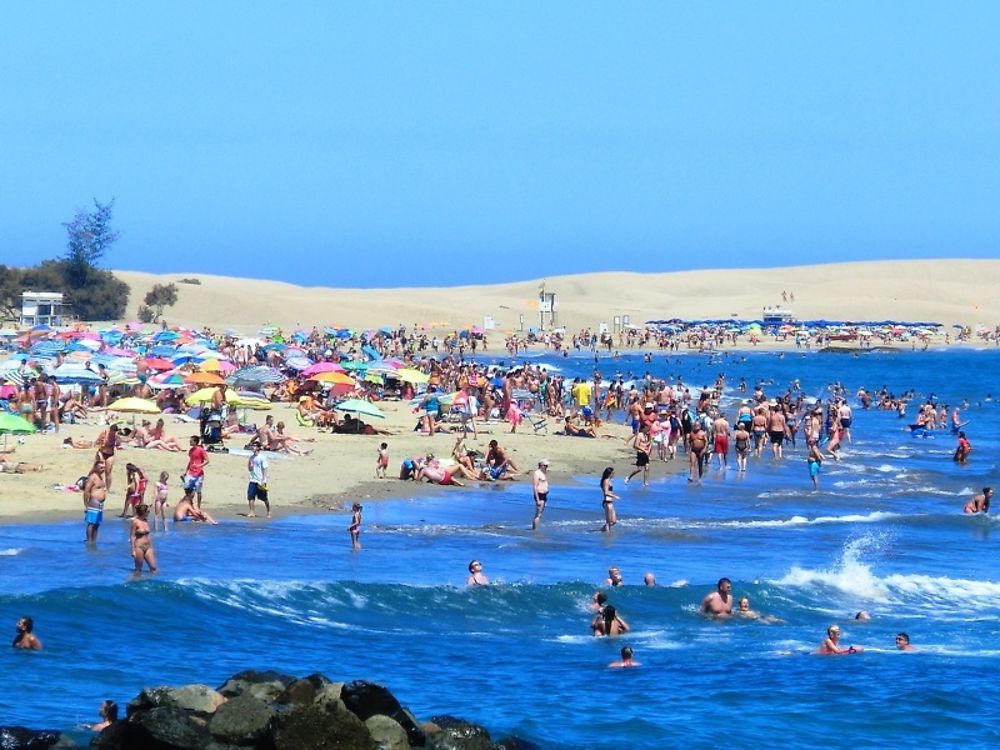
[0,398,641,524]
[4,258,999,526]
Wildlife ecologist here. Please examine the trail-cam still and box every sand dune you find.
[113,259,1000,333]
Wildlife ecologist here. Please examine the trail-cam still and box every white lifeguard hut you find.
[538,283,558,331]
[20,291,65,327]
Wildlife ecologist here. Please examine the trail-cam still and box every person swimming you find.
[608,645,641,668]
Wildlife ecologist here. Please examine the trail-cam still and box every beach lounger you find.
[527,413,548,435]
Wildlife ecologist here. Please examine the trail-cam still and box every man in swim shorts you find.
[712,412,730,469]
[531,459,549,530]
[767,404,787,459]
[82,459,106,544]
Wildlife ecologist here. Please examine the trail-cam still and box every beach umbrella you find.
[301,362,345,377]
[185,371,226,386]
[147,372,188,390]
[141,357,176,372]
[107,397,162,414]
[186,387,241,406]
[334,398,385,419]
[310,371,356,386]
[0,413,37,451]
[340,361,370,371]
[229,365,286,387]
[394,368,429,384]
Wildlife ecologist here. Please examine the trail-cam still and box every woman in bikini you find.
[130,503,157,574]
[94,424,120,493]
[120,463,148,518]
[600,466,619,533]
[153,471,170,531]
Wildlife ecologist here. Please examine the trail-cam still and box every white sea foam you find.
[0,548,23,556]
[773,534,1000,610]
[714,512,901,529]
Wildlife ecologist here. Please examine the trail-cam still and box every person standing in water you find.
[532,459,550,530]
[12,616,42,650]
[467,560,489,586]
[83,459,107,545]
[129,503,157,575]
[608,645,641,668]
[816,624,864,655]
[600,467,620,533]
[349,503,362,550]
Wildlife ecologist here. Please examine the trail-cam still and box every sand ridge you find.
[113,259,1000,334]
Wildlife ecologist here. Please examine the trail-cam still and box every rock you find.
[0,726,67,749]
[129,685,226,716]
[271,703,374,750]
[278,673,339,706]
[426,717,499,750]
[217,671,294,705]
[208,695,275,745]
[341,682,425,747]
[98,705,211,749]
[363,715,408,750]
[493,738,541,750]
[313,681,347,714]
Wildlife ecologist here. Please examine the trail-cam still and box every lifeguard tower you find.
[20,291,64,327]
[538,284,558,331]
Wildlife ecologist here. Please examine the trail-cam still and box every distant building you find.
[20,291,64,327]
[761,307,795,325]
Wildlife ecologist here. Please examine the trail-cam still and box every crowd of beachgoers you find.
[3,318,994,667]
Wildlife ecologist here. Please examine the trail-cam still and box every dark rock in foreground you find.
[85,670,533,750]
[0,726,69,749]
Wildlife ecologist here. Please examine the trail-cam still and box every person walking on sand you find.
[183,435,210,509]
[625,426,653,487]
[532,459,550,530]
[376,442,389,479]
[129,503,157,575]
[349,502,363,550]
[247,440,270,519]
[94,424,120,493]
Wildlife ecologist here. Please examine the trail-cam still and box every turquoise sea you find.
[2,349,999,748]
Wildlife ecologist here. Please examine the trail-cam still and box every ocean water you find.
[2,349,1000,748]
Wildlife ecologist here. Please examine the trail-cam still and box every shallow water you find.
[2,349,1000,747]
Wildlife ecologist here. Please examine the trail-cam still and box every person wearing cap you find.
[531,459,550,530]
[816,624,864,655]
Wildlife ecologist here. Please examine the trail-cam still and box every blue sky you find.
[2,3,997,287]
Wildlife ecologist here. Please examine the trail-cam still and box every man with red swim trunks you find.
[712,413,731,470]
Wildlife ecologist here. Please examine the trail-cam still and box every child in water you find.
[376,442,389,479]
[153,471,169,531]
[349,503,363,550]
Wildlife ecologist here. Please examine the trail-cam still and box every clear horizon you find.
[2,3,998,287]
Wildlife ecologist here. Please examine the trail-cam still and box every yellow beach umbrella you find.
[394,368,429,384]
[107,397,161,414]
[186,387,241,406]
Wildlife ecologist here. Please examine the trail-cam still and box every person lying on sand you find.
[0,460,45,474]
